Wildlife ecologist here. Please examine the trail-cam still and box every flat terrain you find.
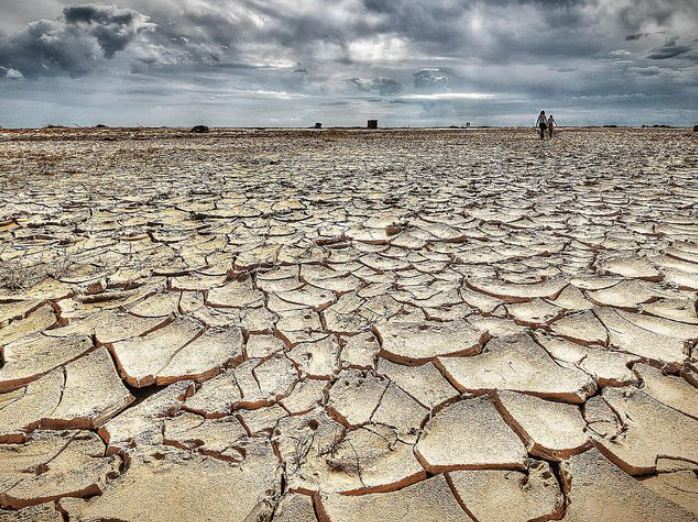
[0,127,697,521]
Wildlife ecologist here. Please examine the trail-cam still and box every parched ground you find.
[0,127,697,521]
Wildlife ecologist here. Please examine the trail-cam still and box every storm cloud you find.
[0,0,696,126]
[0,5,155,77]
[647,39,694,59]
[348,77,405,95]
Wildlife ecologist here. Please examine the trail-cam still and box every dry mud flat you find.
[0,127,697,521]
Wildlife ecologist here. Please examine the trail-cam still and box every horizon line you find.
[1,124,693,131]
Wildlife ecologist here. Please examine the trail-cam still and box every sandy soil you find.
[0,127,697,521]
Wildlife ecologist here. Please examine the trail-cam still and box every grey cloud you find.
[647,40,693,59]
[413,69,449,91]
[62,5,152,58]
[626,32,648,41]
[0,65,23,79]
[347,77,405,95]
[0,4,154,77]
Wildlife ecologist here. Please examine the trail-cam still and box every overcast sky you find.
[0,0,696,127]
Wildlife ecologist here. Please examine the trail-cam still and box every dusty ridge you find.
[0,128,697,520]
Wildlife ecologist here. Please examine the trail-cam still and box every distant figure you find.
[466,122,471,129]
[536,110,547,139]
[547,114,557,138]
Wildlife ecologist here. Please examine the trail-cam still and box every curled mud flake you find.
[0,304,56,346]
[290,423,425,495]
[98,380,195,451]
[549,310,607,346]
[80,442,280,522]
[466,277,567,303]
[438,334,596,404]
[634,363,698,419]
[589,387,698,475]
[316,474,469,522]
[0,334,93,392]
[94,311,171,345]
[535,332,640,387]
[494,390,590,461]
[0,502,62,521]
[0,431,121,509]
[376,358,458,410]
[596,308,690,368]
[587,279,666,309]
[184,382,238,422]
[415,396,527,473]
[373,320,485,364]
[206,278,264,308]
[42,347,134,429]
[448,459,564,522]
[599,256,662,280]
[163,412,247,461]
[641,466,698,517]
[561,449,695,521]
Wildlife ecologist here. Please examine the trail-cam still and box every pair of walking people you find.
[536,110,557,139]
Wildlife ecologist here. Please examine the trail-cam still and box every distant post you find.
[367,120,378,129]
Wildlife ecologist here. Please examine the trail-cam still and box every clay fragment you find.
[0,431,120,509]
[495,390,590,460]
[316,474,470,522]
[438,334,596,403]
[561,449,695,521]
[415,396,527,473]
[374,320,485,363]
[449,459,564,522]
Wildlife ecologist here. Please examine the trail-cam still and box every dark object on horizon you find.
[603,125,618,128]
[314,122,322,129]
[45,124,66,129]
[367,120,378,129]
[694,125,698,132]
[190,125,210,133]
[95,124,108,128]
[652,124,672,128]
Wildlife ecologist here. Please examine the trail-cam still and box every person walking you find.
[547,114,557,138]
[536,110,547,139]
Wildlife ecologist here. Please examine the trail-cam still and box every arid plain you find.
[0,127,697,521]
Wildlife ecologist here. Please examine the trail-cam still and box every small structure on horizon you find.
[314,122,322,129]
[190,125,209,133]
[367,120,378,129]
[694,125,698,132]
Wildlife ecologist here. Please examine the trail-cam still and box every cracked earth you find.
[0,127,697,521]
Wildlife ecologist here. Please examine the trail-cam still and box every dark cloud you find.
[647,40,693,59]
[626,32,649,41]
[0,4,154,77]
[413,69,449,91]
[62,5,149,58]
[347,77,405,95]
